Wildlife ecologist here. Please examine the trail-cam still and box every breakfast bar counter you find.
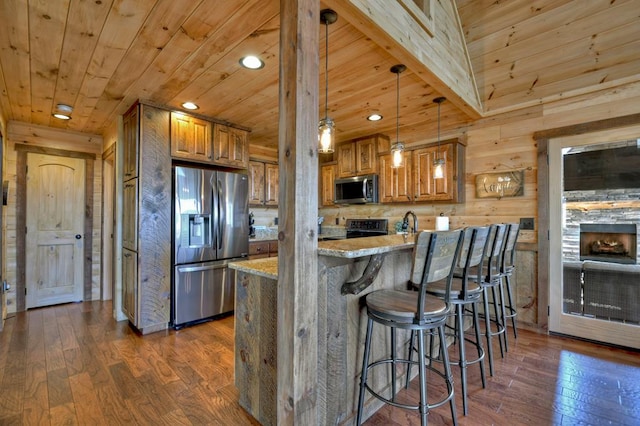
[229,234,417,425]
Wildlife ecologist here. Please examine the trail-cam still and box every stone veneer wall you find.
[563,188,640,263]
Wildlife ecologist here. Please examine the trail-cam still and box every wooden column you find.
[277,0,320,424]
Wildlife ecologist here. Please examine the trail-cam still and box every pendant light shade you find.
[390,64,406,168]
[318,9,338,154]
[433,97,446,179]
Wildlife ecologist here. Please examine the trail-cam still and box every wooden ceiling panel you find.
[0,0,638,148]
[0,0,31,121]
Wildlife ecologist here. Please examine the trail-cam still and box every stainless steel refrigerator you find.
[173,165,249,327]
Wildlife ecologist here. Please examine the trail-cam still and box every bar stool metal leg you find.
[356,317,374,426]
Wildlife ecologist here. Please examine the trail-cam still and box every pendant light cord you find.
[324,20,329,120]
[436,100,441,160]
[396,71,400,143]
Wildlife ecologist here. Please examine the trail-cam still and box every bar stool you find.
[500,223,520,343]
[418,226,491,416]
[478,224,507,376]
[356,229,464,426]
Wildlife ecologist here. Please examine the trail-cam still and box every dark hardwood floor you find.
[0,301,638,425]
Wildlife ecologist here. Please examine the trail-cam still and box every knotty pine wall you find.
[3,122,103,314]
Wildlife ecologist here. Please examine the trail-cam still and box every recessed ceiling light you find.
[53,113,71,120]
[239,56,265,70]
[367,113,383,121]
[182,102,199,110]
[56,103,73,113]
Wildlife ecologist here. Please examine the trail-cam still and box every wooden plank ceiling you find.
[0,0,638,150]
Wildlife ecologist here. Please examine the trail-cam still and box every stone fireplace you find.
[579,223,638,264]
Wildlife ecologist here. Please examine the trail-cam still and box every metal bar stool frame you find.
[413,226,492,416]
[500,223,520,343]
[356,230,464,426]
[478,224,508,376]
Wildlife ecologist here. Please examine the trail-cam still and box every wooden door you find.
[26,154,85,308]
[102,151,115,301]
[379,154,411,203]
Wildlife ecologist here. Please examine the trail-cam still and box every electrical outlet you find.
[520,217,534,230]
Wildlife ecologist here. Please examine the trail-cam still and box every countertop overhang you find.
[230,234,415,279]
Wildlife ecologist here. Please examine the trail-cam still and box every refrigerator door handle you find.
[217,179,224,250]
[176,264,221,273]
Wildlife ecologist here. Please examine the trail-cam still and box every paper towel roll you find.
[435,216,449,231]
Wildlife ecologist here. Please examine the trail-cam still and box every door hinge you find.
[548,305,550,316]
[25,287,27,295]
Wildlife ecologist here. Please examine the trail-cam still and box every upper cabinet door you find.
[337,142,357,178]
[413,143,458,202]
[249,161,266,206]
[170,112,212,162]
[213,124,249,169]
[379,154,411,203]
[264,163,279,206]
[320,164,336,206]
[356,137,377,175]
[123,105,139,180]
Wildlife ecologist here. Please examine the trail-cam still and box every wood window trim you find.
[534,112,640,330]
[397,0,434,37]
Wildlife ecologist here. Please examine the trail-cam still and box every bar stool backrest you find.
[484,224,507,283]
[457,226,491,299]
[501,223,520,273]
[410,229,464,322]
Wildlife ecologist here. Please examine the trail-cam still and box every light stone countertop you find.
[230,234,416,279]
[250,225,348,242]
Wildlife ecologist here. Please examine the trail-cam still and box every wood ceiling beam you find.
[323,0,483,120]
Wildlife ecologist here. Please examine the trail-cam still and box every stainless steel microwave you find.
[334,174,378,204]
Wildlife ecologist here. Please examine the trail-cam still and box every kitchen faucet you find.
[402,211,418,234]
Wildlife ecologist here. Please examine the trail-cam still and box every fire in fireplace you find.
[579,223,638,264]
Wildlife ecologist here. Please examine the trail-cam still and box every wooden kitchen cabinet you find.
[122,178,138,251]
[337,136,378,178]
[123,105,139,179]
[379,153,412,203]
[412,141,464,203]
[121,102,172,333]
[170,112,212,162]
[249,160,278,206]
[249,240,278,259]
[379,139,465,204]
[122,248,138,324]
[213,124,249,169]
[320,164,336,206]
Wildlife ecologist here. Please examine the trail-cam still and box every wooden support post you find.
[277,0,320,424]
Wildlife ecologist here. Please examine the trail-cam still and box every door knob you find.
[75,234,82,239]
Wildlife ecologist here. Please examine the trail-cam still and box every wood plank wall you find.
[316,79,640,330]
[3,122,103,314]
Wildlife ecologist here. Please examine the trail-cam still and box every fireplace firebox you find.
[579,223,637,264]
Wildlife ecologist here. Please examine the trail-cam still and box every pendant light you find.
[318,9,338,154]
[433,97,446,179]
[390,64,406,168]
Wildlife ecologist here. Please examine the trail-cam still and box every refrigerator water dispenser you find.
[185,214,211,247]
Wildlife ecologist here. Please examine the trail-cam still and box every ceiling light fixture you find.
[318,8,338,154]
[239,55,264,70]
[182,102,199,110]
[367,113,383,121]
[53,103,73,120]
[433,97,446,179]
[390,64,406,168]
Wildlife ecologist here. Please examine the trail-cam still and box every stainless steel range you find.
[345,219,388,239]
